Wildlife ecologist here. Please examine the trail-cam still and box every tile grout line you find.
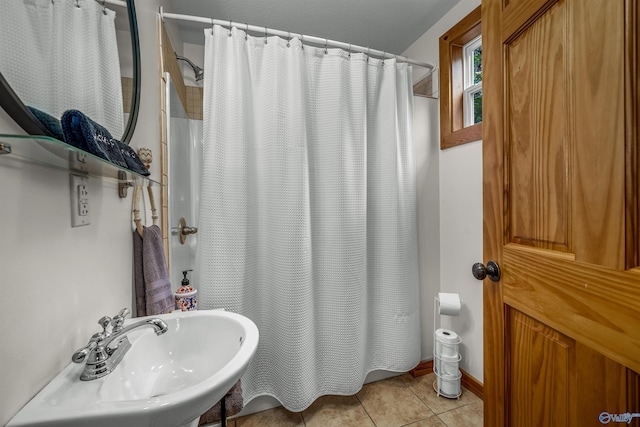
[402,385,445,427]
[299,408,307,427]
[354,393,379,427]
[404,378,484,427]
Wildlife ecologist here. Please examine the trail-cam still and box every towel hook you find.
[382,51,386,66]
[75,0,80,8]
[102,0,107,14]
[366,47,370,62]
[287,31,291,48]
[301,34,304,50]
[264,27,268,44]
[211,18,214,35]
[245,23,249,40]
[348,43,352,58]
[324,39,328,54]
[228,20,233,37]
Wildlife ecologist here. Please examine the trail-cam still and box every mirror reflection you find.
[0,0,136,142]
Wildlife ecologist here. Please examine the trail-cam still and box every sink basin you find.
[7,310,259,427]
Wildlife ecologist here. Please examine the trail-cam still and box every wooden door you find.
[482,0,640,425]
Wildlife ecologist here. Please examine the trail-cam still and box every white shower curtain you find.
[197,25,420,411]
[0,0,124,137]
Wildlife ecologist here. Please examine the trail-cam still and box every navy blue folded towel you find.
[61,110,127,168]
[27,106,65,141]
[60,110,149,176]
[118,142,150,176]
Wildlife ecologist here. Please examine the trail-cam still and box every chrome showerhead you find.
[176,54,204,82]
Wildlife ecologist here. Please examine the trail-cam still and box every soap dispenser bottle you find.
[174,269,197,311]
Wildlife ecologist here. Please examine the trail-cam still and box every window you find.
[439,6,482,149]
[463,36,482,127]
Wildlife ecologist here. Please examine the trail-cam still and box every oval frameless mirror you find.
[0,0,140,144]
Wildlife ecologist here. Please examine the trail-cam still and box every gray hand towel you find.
[133,230,146,317]
[142,225,173,315]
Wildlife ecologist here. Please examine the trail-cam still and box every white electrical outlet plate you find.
[70,174,90,227]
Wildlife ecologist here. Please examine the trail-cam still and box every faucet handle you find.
[98,316,111,331]
[72,334,100,363]
[111,308,130,333]
[117,307,130,318]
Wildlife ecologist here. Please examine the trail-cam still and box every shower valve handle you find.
[174,217,198,245]
[182,226,198,235]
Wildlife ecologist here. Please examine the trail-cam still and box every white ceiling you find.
[167,0,460,55]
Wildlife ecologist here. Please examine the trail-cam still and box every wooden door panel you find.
[506,309,635,427]
[502,0,558,43]
[572,0,626,269]
[576,342,629,426]
[506,0,569,251]
[507,308,572,426]
[625,1,640,269]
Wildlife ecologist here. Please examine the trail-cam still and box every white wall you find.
[403,0,483,382]
[0,1,167,424]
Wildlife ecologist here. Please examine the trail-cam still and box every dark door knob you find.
[472,261,501,282]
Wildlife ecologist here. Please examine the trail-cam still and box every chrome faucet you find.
[72,308,168,381]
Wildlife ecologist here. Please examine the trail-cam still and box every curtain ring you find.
[229,20,233,37]
[245,23,248,40]
[324,39,328,55]
[264,27,268,44]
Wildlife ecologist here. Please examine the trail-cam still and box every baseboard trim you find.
[460,369,483,400]
[409,360,434,377]
[409,360,484,400]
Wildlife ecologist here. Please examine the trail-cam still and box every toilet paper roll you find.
[437,371,461,397]
[435,355,460,376]
[434,328,460,358]
[434,328,460,344]
[438,292,461,316]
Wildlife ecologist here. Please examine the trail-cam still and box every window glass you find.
[463,36,482,127]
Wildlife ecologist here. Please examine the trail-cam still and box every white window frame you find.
[463,35,482,127]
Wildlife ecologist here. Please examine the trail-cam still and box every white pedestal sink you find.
[7,309,259,427]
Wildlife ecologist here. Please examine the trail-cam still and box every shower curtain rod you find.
[159,7,434,70]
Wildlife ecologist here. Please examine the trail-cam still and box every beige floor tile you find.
[437,401,484,427]
[408,373,481,414]
[402,415,447,427]
[356,376,434,427]
[234,406,304,427]
[302,395,375,427]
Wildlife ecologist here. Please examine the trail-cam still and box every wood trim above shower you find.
[160,24,188,114]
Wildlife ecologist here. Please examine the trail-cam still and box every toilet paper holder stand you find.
[433,295,462,399]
